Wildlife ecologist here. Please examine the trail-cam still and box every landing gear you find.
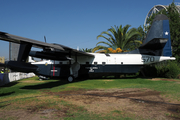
[67,75,74,82]
[68,62,80,82]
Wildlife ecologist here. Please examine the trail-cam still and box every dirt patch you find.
[44,88,180,120]
[101,80,114,81]
[27,106,69,118]
[20,80,45,83]
[149,78,180,84]
[0,96,74,120]
[150,78,180,82]
[1,88,180,120]
[0,108,70,120]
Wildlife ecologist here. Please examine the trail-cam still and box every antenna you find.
[44,36,46,43]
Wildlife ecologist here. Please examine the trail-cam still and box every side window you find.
[94,62,97,65]
[102,62,106,65]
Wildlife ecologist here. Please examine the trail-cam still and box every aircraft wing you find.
[0,31,94,73]
[0,31,94,60]
[51,43,94,57]
[0,31,64,51]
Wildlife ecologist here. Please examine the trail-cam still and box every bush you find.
[141,61,180,79]
[155,61,169,77]
[155,61,180,79]
[164,61,180,79]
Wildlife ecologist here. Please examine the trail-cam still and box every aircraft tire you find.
[67,75,74,82]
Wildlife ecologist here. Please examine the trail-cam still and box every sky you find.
[0,0,177,59]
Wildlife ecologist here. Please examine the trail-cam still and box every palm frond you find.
[96,35,115,45]
[96,50,107,53]
[97,30,117,45]
[94,24,143,52]
[96,41,112,47]
[92,45,108,53]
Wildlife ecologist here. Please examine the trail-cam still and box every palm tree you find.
[92,25,142,53]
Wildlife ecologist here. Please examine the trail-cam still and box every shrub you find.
[141,61,180,79]
[164,61,180,79]
[155,61,169,77]
[155,61,180,79]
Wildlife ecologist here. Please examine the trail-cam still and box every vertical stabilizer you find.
[137,14,172,56]
[162,19,172,56]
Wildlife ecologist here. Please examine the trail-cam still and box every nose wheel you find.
[67,75,74,82]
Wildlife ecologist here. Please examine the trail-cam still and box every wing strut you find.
[17,42,32,62]
[4,42,39,73]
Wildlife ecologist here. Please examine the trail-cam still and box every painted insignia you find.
[165,31,168,35]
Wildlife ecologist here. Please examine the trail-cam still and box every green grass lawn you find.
[1,77,179,99]
[0,76,180,120]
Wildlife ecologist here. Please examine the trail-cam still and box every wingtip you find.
[0,31,7,35]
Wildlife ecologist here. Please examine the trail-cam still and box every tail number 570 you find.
[141,56,155,63]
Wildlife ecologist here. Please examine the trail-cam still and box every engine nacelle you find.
[5,61,39,73]
[29,51,71,61]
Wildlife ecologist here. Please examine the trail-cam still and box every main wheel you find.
[67,75,74,82]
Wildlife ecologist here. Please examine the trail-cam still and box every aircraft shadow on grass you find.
[20,79,85,90]
[0,91,15,97]
[1,81,18,88]
[20,76,140,90]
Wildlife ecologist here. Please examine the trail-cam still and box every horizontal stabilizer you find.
[139,38,168,50]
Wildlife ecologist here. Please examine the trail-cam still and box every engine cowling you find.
[5,61,39,73]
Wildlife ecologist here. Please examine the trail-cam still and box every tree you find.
[92,25,142,53]
[137,25,146,42]
[145,2,180,62]
[80,48,92,52]
[168,2,180,62]
[127,25,146,50]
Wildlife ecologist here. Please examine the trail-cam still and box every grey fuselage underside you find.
[35,64,142,78]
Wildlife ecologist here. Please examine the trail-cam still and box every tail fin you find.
[162,18,172,56]
[139,14,172,56]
